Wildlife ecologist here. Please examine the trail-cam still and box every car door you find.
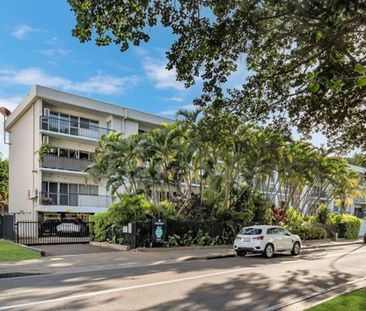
[277,227,293,250]
[267,227,282,250]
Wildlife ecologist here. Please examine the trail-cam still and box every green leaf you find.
[354,63,366,74]
[315,31,323,42]
[356,77,366,87]
[306,72,315,81]
[308,83,320,93]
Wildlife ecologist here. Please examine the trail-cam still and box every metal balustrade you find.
[41,154,92,172]
[40,116,111,139]
[39,191,112,208]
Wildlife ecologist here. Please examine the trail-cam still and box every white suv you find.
[233,225,301,258]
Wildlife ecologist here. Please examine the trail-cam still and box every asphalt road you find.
[0,244,365,311]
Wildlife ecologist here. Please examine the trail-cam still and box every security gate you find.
[16,220,92,245]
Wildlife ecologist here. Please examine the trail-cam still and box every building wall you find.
[124,119,139,136]
[8,100,42,221]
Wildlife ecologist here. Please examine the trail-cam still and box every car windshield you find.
[239,227,262,235]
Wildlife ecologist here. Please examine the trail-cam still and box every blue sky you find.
[0,0,205,157]
[0,1,327,157]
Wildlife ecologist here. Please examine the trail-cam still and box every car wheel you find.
[291,242,301,256]
[263,244,274,258]
[236,250,247,257]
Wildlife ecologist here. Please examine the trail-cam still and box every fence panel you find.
[0,214,15,241]
[16,220,92,245]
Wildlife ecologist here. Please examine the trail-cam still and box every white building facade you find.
[4,85,172,221]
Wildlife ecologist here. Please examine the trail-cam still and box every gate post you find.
[16,222,19,243]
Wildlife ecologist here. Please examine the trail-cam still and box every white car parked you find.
[233,225,301,258]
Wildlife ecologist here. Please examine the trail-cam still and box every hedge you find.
[329,214,361,239]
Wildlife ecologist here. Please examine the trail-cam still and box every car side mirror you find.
[285,232,291,236]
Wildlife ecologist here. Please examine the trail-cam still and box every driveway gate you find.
[16,220,92,245]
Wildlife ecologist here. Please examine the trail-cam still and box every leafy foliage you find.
[0,158,8,215]
[329,214,361,239]
[69,0,366,151]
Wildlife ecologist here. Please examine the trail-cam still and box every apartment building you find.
[4,85,172,221]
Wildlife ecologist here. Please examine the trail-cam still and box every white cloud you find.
[0,67,140,95]
[161,96,185,103]
[143,59,185,90]
[0,96,22,112]
[159,104,196,117]
[39,48,70,57]
[11,25,39,39]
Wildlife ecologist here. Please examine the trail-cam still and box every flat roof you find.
[5,85,174,130]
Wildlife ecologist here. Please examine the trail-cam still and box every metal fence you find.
[40,116,111,140]
[39,191,112,208]
[41,154,92,172]
[16,220,92,245]
[95,220,246,249]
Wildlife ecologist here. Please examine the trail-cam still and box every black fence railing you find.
[16,220,92,245]
[40,116,111,139]
[93,220,248,249]
[39,192,112,208]
[41,154,93,172]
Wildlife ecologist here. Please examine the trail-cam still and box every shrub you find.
[316,205,331,224]
[108,194,151,225]
[286,225,326,240]
[90,212,110,242]
[329,214,361,239]
[285,207,304,226]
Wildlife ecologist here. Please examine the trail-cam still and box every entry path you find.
[0,244,365,310]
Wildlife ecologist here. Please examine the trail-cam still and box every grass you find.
[0,240,40,261]
[306,289,366,311]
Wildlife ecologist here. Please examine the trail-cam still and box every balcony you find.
[40,116,111,141]
[39,192,112,209]
[354,197,366,204]
[41,154,92,173]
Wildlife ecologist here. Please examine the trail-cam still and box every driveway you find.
[37,243,118,256]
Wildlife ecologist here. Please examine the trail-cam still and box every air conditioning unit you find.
[42,135,49,145]
[43,108,50,117]
[27,188,38,199]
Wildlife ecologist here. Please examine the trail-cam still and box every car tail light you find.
[253,235,264,240]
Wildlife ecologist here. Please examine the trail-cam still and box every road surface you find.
[0,244,365,310]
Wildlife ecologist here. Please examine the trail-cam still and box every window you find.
[79,151,90,160]
[79,184,89,195]
[276,228,287,235]
[59,148,68,157]
[79,184,98,195]
[107,121,112,130]
[69,150,77,158]
[89,185,98,195]
[60,114,70,133]
[239,228,262,235]
[267,227,279,235]
[80,118,90,129]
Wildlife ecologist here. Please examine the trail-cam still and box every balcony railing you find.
[41,154,92,172]
[39,192,112,208]
[40,116,111,140]
[354,197,366,204]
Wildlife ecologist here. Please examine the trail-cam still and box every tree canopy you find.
[69,0,366,151]
[87,111,356,217]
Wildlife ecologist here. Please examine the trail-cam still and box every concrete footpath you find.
[0,239,363,278]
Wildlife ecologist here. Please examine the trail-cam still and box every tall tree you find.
[69,0,366,151]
